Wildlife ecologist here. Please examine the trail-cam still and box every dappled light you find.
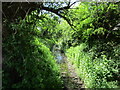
[2,1,120,89]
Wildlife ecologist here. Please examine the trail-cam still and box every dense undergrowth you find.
[2,20,63,89]
[66,41,120,88]
[65,2,120,88]
[2,2,120,89]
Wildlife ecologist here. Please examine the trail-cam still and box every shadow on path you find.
[59,53,85,90]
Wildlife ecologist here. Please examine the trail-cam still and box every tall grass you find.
[66,43,119,88]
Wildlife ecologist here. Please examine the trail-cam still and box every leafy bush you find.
[2,2,120,89]
[65,2,120,88]
[68,2,120,43]
[2,20,62,89]
[66,42,120,88]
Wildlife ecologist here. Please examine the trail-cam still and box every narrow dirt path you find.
[60,54,85,90]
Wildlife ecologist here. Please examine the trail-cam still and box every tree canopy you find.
[2,1,120,89]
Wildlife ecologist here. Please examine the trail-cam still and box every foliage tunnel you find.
[2,1,120,89]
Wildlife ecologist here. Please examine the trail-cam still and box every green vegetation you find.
[66,2,120,88]
[2,19,63,89]
[2,1,120,89]
[66,42,120,88]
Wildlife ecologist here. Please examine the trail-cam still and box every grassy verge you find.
[66,42,120,88]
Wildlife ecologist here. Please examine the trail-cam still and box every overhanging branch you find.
[40,2,78,29]
[3,2,78,29]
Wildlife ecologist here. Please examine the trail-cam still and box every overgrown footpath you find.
[59,54,85,90]
[2,2,120,89]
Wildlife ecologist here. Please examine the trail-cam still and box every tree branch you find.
[3,2,77,30]
[40,2,77,30]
